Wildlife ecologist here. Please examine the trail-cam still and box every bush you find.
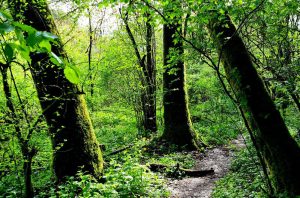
[37,142,169,198]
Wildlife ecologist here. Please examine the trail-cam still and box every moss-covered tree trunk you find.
[162,4,199,150]
[9,0,103,181]
[208,13,300,196]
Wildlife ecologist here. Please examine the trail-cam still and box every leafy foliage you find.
[0,0,299,197]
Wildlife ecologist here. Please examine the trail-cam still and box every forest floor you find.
[166,136,245,198]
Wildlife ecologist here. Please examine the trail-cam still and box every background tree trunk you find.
[9,0,104,181]
[162,4,199,150]
[1,64,34,198]
[143,12,157,133]
[208,13,300,196]
[121,9,157,134]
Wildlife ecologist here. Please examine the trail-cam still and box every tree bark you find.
[9,0,104,181]
[121,10,157,133]
[1,64,34,198]
[144,12,157,133]
[290,92,300,112]
[162,4,199,150]
[88,9,94,97]
[208,13,300,196]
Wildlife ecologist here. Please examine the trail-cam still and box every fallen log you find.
[148,163,214,177]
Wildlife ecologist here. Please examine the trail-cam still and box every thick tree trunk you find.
[9,0,103,181]
[162,5,199,150]
[208,13,300,196]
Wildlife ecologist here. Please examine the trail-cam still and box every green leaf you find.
[10,43,31,63]
[4,43,14,62]
[41,31,58,40]
[15,28,25,44]
[19,46,31,63]
[26,32,43,47]
[0,11,13,20]
[27,31,57,48]
[50,52,64,67]
[64,66,80,84]
[39,40,52,52]
[12,22,36,34]
[0,22,14,34]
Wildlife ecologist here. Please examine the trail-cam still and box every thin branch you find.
[119,6,144,69]
[9,67,31,126]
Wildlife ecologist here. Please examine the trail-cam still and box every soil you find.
[166,136,245,198]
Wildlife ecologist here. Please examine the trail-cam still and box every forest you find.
[0,0,299,197]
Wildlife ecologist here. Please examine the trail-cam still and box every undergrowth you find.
[0,101,243,197]
[37,144,170,198]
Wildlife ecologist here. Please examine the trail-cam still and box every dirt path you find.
[167,136,245,198]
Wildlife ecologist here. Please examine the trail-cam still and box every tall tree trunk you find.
[121,10,157,133]
[0,64,34,198]
[9,0,103,181]
[87,9,94,97]
[208,13,300,196]
[143,12,157,133]
[162,4,199,150]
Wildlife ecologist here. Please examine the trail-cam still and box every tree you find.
[144,11,157,133]
[208,13,300,196]
[120,3,157,134]
[162,1,199,150]
[8,0,104,181]
[236,0,300,113]
[0,64,34,198]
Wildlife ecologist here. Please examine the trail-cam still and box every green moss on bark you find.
[162,4,200,150]
[208,13,300,196]
[9,0,104,181]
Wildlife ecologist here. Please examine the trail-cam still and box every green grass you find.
[91,105,139,153]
